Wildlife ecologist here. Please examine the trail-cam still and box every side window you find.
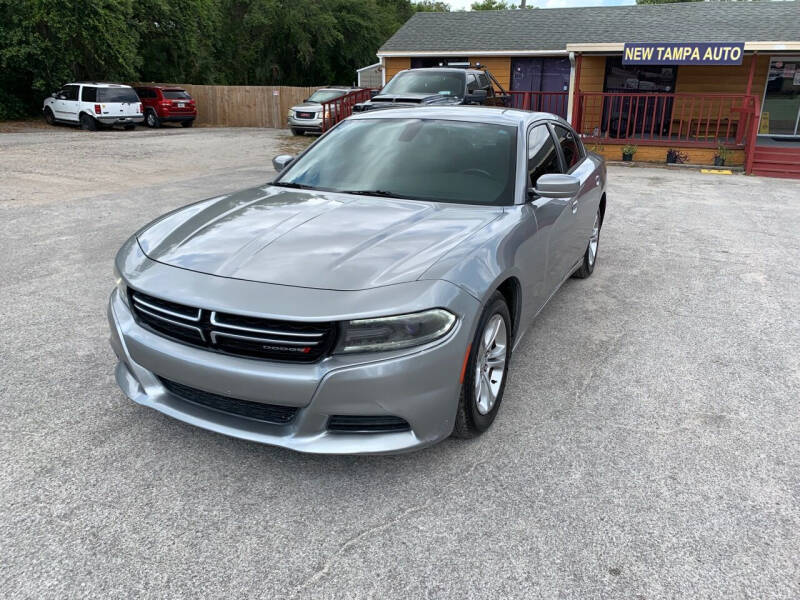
[81,86,97,102]
[478,73,490,90]
[553,125,583,171]
[466,74,477,93]
[527,125,562,187]
[63,85,79,101]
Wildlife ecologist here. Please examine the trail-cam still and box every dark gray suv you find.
[354,67,509,113]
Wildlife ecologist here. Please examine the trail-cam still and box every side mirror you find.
[466,89,488,104]
[530,174,581,199]
[370,89,379,98]
[272,154,294,172]
[50,92,57,98]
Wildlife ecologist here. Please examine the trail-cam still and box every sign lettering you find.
[623,42,744,66]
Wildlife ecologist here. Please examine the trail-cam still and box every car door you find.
[524,122,573,311]
[552,124,600,267]
[53,85,80,122]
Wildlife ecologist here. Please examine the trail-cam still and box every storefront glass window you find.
[760,58,800,137]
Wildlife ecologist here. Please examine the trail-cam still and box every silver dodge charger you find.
[109,106,606,454]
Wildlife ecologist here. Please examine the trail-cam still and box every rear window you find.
[163,90,191,100]
[97,88,139,103]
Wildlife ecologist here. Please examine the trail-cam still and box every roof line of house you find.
[378,42,800,58]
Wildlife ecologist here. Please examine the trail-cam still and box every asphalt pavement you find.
[1,127,799,599]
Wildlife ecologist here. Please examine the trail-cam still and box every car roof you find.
[67,82,133,88]
[349,106,569,127]
[397,68,479,75]
[135,85,187,91]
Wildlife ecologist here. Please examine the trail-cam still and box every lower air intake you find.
[159,377,298,425]
[327,415,411,434]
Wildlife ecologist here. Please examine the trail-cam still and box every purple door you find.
[511,58,570,117]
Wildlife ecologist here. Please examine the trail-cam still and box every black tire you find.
[452,291,512,439]
[181,119,194,128]
[145,110,160,128]
[124,123,135,130]
[79,113,97,131]
[573,207,602,279]
[43,108,55,126]
[290,128,304,136]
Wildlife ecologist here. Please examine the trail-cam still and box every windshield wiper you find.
[340,189,406,199]
[272,181,318,190]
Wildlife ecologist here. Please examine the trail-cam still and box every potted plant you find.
[621,144,637,162]
[666,148,688,164]
[714,144,729,167]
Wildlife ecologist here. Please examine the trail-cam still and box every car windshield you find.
[276,118,517,206]
[98,88,140,103]
[380,71,465,97]
[307,90,346,103]
[163,90,191,99]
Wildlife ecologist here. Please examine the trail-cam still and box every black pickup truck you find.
[353,67,510,113]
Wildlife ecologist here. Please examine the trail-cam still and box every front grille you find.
[327,415,411,434]
[130,290,336,362]
[159,377,298,424]
[295,111,316,119]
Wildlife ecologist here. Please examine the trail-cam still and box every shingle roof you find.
[379,1,800,53]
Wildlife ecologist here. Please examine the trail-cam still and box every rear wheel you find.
[145,110,160,128]
[79,113,97,131]
[181,119,194,128]
[572,208,601,279]
[43,108,55,126]
[452,292,512,439]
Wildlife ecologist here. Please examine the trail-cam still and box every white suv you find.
[43,82,144,130]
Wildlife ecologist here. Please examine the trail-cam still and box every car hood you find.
[136,186,502,291]
[357,93,463,110]
[290,101,322,111]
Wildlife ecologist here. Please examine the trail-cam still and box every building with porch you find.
[376,1,800,178]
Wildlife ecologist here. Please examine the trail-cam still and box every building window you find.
[603,57,676,93]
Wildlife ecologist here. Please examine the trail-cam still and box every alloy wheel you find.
[474,314,508,415]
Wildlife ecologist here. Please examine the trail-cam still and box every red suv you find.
[134,86,197,128]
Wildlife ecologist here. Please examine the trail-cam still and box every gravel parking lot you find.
[2,126,799,599]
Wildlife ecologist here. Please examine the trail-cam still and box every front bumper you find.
[108,272,479,454]
[288,115,323,132]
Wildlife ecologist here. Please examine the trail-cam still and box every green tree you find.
[470,0,510,9]
[635,0,701,4]
[414,0,451,11]
[0,0,141,118]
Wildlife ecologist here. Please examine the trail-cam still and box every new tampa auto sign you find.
[623,42,744,66]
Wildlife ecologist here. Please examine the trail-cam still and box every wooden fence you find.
[135,84,321,128]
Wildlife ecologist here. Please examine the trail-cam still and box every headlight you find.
[335,309,456,354]
[287,109,293,117]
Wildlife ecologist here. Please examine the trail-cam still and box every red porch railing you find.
[575,92,759,149]
[508,91,569,119]
[321,89,375,131]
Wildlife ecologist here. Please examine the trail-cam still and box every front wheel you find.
[43,108,55,126]
[572,208,601,279]
[452,292,512,439]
